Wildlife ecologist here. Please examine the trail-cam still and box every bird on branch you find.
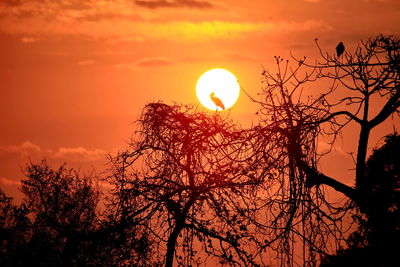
[210,92,225,110]
[336,42,345,57]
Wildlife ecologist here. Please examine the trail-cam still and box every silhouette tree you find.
[363,133,400,254]
[18,161,101,265]
[1,161,152,266]
[106,103,273,266]
[0,188,31,266]
[320,133,400,266]
[248,35,400,264]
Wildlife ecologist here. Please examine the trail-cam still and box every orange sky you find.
[1,0,399,199]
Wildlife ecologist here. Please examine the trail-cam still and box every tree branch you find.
[300,161,356,201]
[369,86,400,128]
[315,111,364,125]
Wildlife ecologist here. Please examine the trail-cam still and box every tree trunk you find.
[355,125,370,192]
[165,222,184,267]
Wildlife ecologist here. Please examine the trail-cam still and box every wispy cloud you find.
[0,141,41,156]
[0,0,332,43]
[52,147,106,161]
[225,53,259,62]
[1,0,22,7]
[21,36,39,43]
[0,141,106,162]
[317,140,347,156]
[77,59,94,65]
[99,20,330,42]
[0,176,21,186]
[115,57,171,70]
[136,57,171,67]
[134,0,215,9]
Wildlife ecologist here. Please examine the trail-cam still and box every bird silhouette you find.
[336,42,345,57]
[210,92,225,110]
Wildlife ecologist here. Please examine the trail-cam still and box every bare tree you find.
[248,35,399,265]
[106,103,275,266]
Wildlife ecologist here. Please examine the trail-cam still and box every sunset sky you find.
[1,0,399,199]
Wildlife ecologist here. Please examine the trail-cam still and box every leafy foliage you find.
[321,133,400,266]
[0,161,150,266]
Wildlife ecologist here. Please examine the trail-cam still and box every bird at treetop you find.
[210,92,225,110]
[336,42,345,57]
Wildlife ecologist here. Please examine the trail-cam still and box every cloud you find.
[136,57,171,67]
[0,141,106,162]
[0,0,152,22]
[77,59,94,65]
[0,141,41,156]
[134,0,215,9]
[115,57,171,70]
[317,140,346,156]
[180,52,260,63]
[0,0,332,43]
[1,0,22,7]
[103,20,330,43]
[52,147,106,162]
[0,176,21,186]
[20,36,39,43]
[1,19,267,42]
[225,52,259,62]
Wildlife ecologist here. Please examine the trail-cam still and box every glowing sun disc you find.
[196,68,240,111]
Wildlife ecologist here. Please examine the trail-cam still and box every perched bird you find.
[210,92,225,110]
[336,42,345,57]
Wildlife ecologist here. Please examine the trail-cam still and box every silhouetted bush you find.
[0,161,151,266]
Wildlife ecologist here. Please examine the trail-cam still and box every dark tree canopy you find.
[0,188,30,266]
[1,161,100,266]
[0,161,151,266]
[321,133,400,266]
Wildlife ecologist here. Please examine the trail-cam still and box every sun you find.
[196,68,240,111]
